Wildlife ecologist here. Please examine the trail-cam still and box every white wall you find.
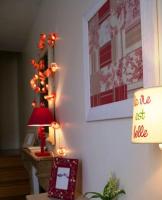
[22,0,162,199]
[0,51,20,149]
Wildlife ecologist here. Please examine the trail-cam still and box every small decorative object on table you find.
[48,157,79,200]
[84,174,125,200]
[23,132,36,148]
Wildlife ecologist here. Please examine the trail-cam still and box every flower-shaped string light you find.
[57,147,67,157]
[37,33,46,50]
[48,33,58,47]
[44,92,56,101]
[30,33,59,97]
[30,61,59,95]
[37,32,59,50]
[30,32,60,128]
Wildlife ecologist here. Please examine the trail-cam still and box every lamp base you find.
[35,151,50,157]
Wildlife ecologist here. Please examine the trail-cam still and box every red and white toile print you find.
[88,0,143,108]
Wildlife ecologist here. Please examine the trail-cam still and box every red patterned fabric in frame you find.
[89,0,143,108]
[48,157,79,200]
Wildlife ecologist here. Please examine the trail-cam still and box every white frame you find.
[38,44,56,146]
[23,132,35,148]
[83,0,159,121]
[156,0,162,84]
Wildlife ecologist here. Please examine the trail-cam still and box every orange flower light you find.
[48,33,57,47]
[50,63,59,72]
[38,33,47,50]
[51,121,60,129]
[44,93,56,101]
[57,147,67,157]
[32,100,37,108]
[39,60,45,70]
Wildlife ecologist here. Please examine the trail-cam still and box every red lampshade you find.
[28,107,53,127]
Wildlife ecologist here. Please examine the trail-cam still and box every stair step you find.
[0,156,23,169]
[0,167,29,183]
[0,195,26,200]
[0,179,29,187]
[0,150,30,198]
[0,180,30,198]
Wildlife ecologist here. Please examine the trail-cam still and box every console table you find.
[22,148,53,193]
[26,192,88,200]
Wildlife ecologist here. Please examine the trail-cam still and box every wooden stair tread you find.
[0,167,29,183]
[0,182,30,198]
[0,195,26,200]
[0,179,29,186]
[0,156,23,168]
[0,150,30,198]
[0,149,20,157]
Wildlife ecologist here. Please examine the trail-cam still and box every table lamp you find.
[132,86,162,145]
[28,106,53,156]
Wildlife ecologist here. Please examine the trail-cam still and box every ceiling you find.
[0,0,42,52]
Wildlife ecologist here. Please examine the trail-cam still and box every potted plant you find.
[84,174,125,200]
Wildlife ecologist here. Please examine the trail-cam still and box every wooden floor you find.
[0,149,30,200]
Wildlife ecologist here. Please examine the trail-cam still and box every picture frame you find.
[48,157,79,200]
[83,0,159,121]
[22,132,36,148]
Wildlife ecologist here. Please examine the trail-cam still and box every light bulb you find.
[41,80,45,85]
[57,147,67,157]
[32,100,37,108]
[51,121,60,129]
[159,144,162,150]
[34,74,38,79]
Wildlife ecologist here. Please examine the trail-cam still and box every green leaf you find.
[110,189,126,199]
[84,192,105,200]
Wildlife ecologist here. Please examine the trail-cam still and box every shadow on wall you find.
[0,51,21,150]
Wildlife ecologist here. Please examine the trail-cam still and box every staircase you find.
[0,150,30,200]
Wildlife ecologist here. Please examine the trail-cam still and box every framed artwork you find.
[48,157,79,200]
[83,0,159,121]
[22,132,35,148]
